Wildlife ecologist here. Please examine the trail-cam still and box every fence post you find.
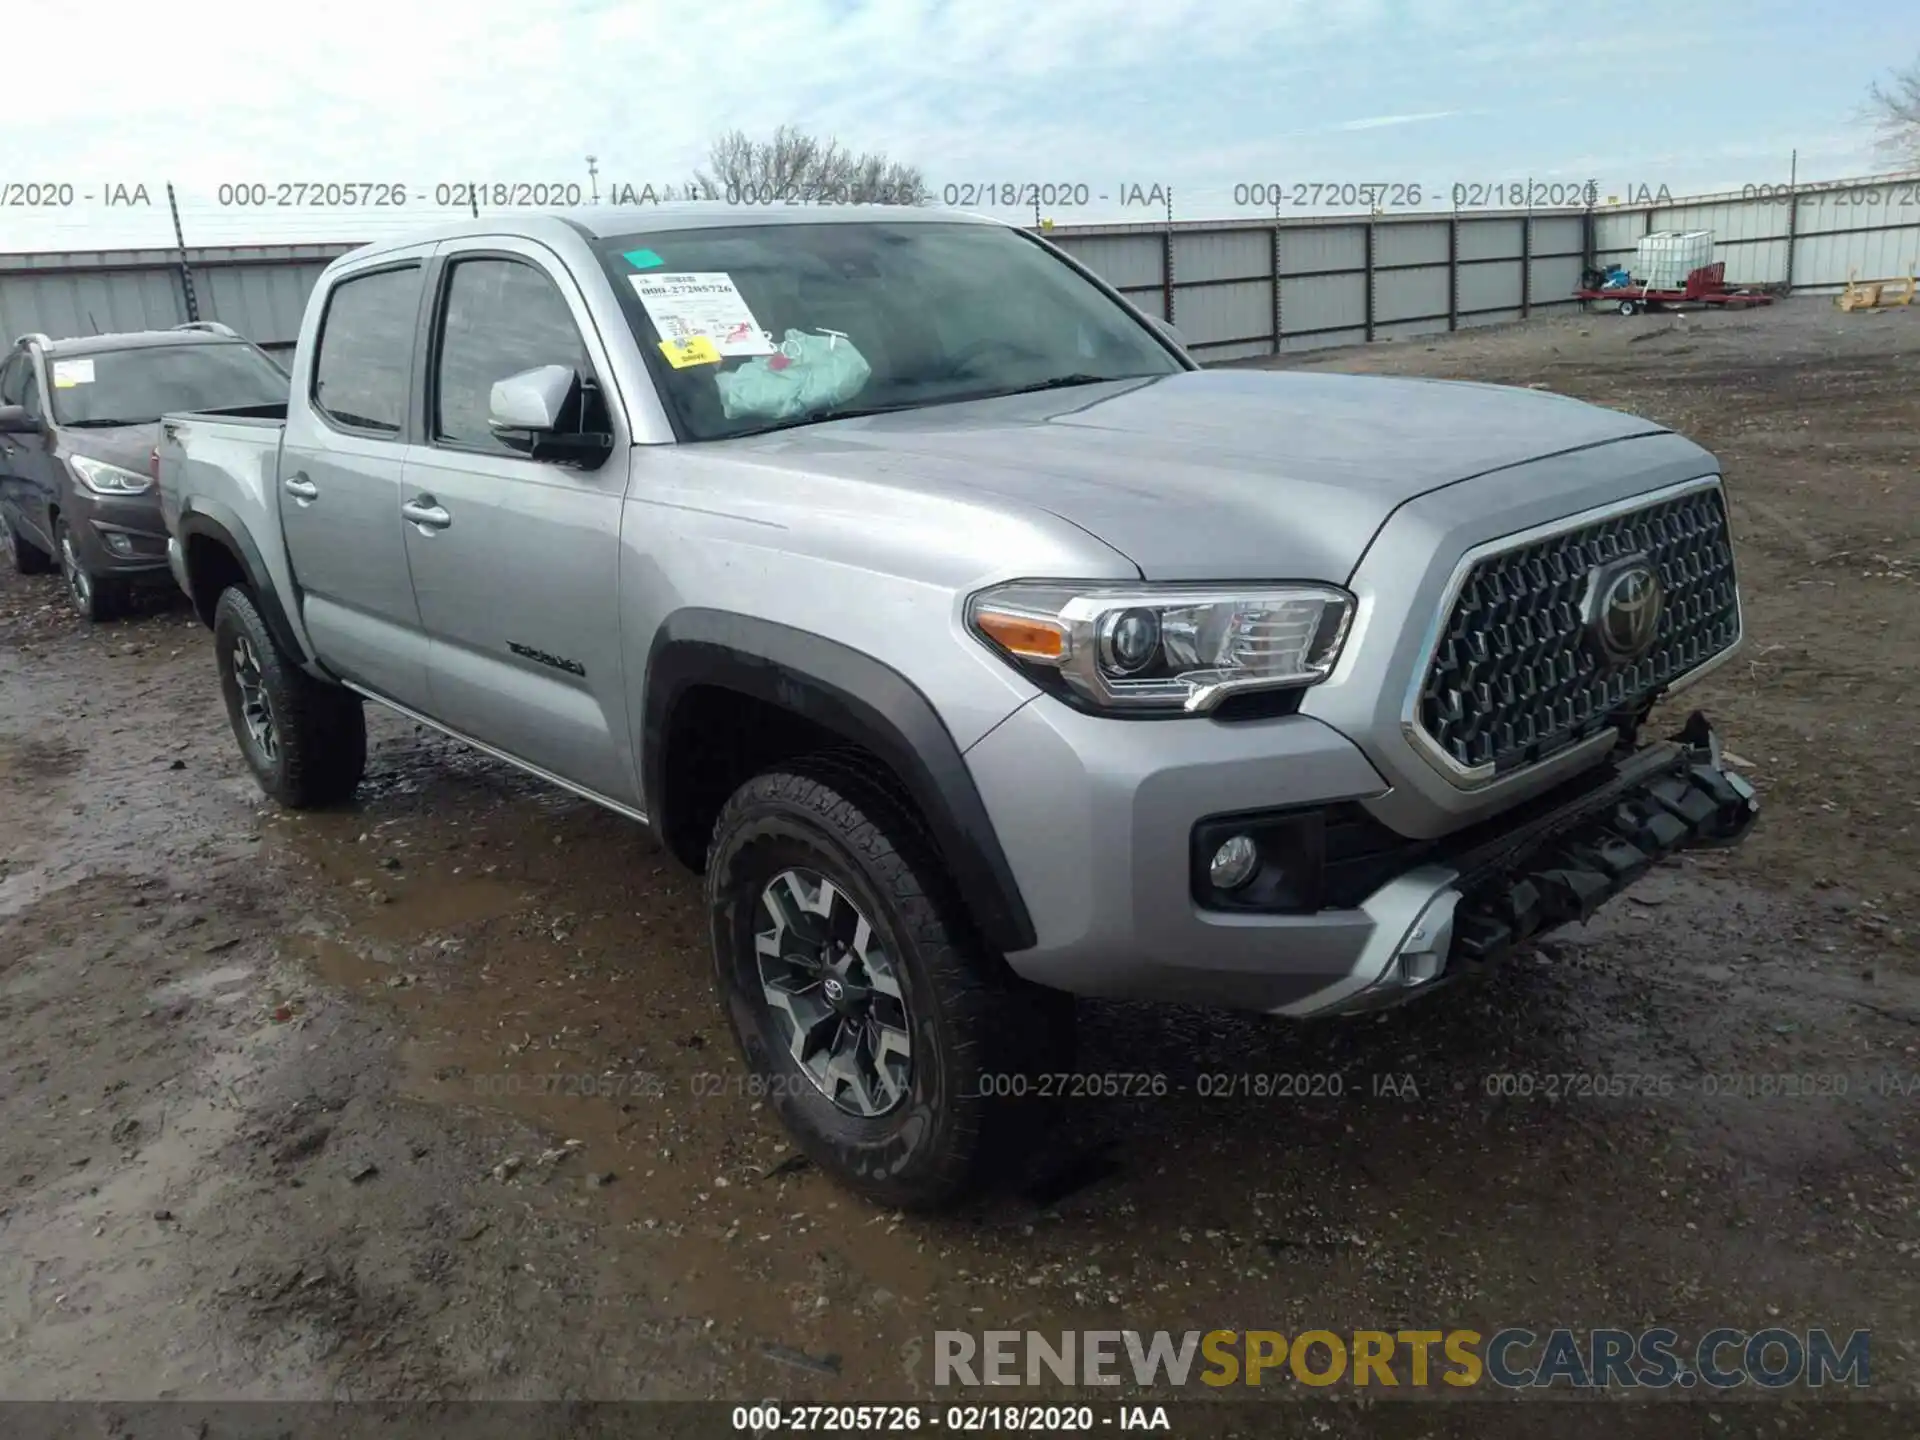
[166,182,200,324]
[1783,157,1800,293]
[1270,224,1282,353]
[1364,219,1376,343]
[1582,179,1599,275]
[1520,210,1533,320]
[1447,216,1459,332]
[1783,194,1798,293]
[1161,188,1175,324]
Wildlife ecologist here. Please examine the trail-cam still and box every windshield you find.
[48,341,289,427]
[595,221,1184,441]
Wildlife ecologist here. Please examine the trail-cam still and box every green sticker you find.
[623,249,664,269]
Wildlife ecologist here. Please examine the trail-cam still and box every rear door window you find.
[311,265,423,435]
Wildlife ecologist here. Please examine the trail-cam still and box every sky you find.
[2,0,1915,253]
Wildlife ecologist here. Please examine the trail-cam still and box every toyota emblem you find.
[1583,556,1663,665]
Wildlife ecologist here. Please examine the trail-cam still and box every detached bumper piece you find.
[1446,711,1757,965]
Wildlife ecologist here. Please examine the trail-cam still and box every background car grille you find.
[1415,485,1740,776]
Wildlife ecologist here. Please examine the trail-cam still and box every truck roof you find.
[341,203,1006,264]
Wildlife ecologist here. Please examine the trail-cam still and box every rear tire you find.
[56,519,125,621]
[705,759,1069,1210]
[1,510,53,575]
[213,586,366,808]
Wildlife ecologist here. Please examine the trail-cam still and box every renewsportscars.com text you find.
[934,1327,1870,1390]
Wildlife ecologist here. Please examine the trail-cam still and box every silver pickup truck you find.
[158,205,1757,1208]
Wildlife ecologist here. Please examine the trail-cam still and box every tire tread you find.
[213,586,365,808]
[706,756,1065,1209]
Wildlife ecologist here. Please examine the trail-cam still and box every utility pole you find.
[165,183,200,323]
[586,155,600,204]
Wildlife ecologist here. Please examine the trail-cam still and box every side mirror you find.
[0,404,41,435]
[1145,315,1187,350]
[486,364,611,465]
[488,364,575,434]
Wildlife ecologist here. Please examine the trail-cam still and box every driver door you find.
[397,239,639,807]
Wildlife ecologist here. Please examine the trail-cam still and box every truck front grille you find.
[1414,485,1740,778]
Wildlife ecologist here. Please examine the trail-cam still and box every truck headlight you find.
[968,581,1354,713]
[69,455,153,497]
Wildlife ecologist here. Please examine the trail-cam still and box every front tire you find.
[56,519,124,621]
[705,761,1068,1210]
[212,586,366,808]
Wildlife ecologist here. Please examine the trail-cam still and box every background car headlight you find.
[69,455,152,497]
[968,581,1354,713]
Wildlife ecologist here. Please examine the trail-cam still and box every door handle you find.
[402,497,452,530]
[283,475,319,501]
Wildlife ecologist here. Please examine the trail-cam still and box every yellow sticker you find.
[55,376,78,388]
[658,336,721,368]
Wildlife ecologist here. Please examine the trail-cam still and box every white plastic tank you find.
[1635,230,1715,290]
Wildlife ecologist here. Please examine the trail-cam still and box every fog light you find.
[1209,834,1260,890]
[104,532,134,557]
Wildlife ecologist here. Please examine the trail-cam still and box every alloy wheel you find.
[231,633,278,762]
[754,867,913,1118]
[60,533,92,613]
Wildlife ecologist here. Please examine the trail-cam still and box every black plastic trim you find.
[175,509,305,661]
[642,610,1037,954]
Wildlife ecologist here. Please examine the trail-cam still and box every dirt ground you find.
[3,297,1919,1433]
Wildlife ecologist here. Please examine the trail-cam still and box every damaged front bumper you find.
[1311,711,1758,1016]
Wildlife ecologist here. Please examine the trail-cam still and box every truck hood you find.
[729,370,1673,580]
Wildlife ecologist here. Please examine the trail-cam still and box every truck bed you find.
[156,408,297,634]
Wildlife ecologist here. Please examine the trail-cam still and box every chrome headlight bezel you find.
[68,454,153,497]
[967,580,1356,714]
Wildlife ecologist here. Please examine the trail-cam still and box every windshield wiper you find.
[942,373,1154,405]
[731,399,939,439]
[62,417,159,428]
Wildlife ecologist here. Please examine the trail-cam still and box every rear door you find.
[397,239,638,806]
[278,248,434,708]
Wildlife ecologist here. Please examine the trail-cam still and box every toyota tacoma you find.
[155,206,1758,1208]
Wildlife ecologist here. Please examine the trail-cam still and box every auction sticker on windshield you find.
[658,336,722,369]
[51,358,96,387]
[628,273,776,357]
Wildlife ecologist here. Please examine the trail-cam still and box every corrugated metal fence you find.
[4,169,1917,361]
[0,244,349,361]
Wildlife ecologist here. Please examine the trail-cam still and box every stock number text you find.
[1236,181,1424,209]
[216,182,409,207]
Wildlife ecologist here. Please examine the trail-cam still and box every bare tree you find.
[690,126,931,205]
[1867,57,1920,162]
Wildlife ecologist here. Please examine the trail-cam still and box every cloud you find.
[0,0,1900,248]
[1335,111,1462,131]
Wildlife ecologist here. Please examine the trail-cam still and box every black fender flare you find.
[175,507,307,664]
[642,610,1037,955]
